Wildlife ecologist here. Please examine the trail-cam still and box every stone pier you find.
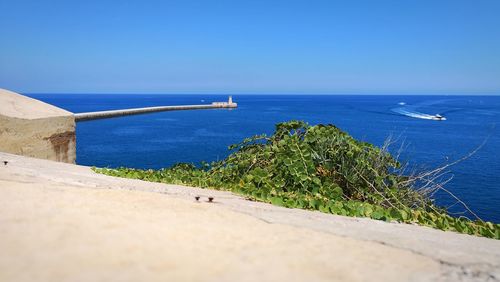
[75,97,237,122]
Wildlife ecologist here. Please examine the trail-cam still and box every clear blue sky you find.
[1,0,499,94]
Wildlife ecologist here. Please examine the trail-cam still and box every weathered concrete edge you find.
[0,89,76,163]
[1,151,499,281]
[75,104,237,121]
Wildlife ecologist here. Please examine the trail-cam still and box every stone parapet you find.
[0,89,75,163]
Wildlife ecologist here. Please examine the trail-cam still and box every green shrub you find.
[93,121,500,239]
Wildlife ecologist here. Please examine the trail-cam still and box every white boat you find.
[432,114,446,121]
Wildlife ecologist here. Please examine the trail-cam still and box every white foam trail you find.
[392,107,441,120]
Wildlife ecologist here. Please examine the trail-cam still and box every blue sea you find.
[27,94,500,222]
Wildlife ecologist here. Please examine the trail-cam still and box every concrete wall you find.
[0,89,76,163]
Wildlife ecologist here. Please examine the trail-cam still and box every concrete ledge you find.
[1,152,499,281]
[0,89,75,163]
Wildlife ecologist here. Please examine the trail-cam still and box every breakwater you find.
[75,99,237,122]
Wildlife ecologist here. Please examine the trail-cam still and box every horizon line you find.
[22,92,500,96]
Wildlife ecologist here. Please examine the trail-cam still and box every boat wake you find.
[392,107,439,120]
[392,102,447,121]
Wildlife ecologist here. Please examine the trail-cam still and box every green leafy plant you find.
[93,121,500,239]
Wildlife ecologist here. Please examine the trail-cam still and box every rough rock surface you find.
[1,152,499,282]
[0,89,75,163]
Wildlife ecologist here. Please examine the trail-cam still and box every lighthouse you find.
[228,95,233,104]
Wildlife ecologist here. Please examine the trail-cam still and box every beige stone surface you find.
[1,152,499,281]
[0,89,75,163]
